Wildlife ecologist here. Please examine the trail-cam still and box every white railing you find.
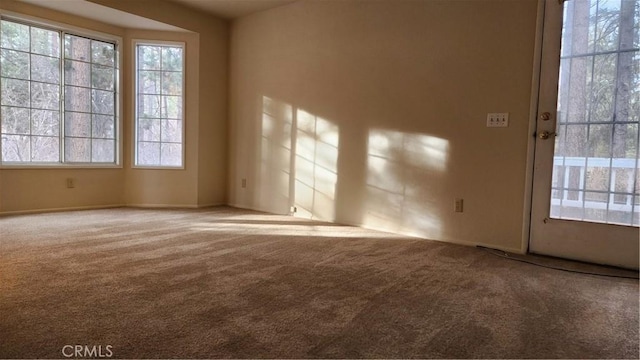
[551,156,639,213]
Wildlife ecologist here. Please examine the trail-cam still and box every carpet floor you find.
[0,206,638,359]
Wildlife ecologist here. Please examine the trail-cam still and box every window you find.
[550,0,639,226]
[0,18,119,165]
[134,42,184,168]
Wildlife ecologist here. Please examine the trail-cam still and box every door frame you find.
[521,0,548,256]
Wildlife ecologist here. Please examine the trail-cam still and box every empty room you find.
[0,0,638,358]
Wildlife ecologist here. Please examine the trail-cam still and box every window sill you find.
[0,164,123,170]
[131,165,185,170]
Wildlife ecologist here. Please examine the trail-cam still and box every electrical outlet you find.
[66,178,75,189]
[241,178,247,188]
[290,206,297,213]
[486,113,509,127]
[454,198,464,213]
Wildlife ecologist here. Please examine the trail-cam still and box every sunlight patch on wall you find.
[259,96,293,212]
[364,129,449,239]
[257,97,340,220]
[294,109,339,221]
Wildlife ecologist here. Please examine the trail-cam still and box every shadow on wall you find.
[257,96,449,240]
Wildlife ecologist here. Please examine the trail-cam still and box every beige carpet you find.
[0,206,638,359]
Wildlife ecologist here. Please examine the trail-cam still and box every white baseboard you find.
[328,219,526,255]
[125,203,226,209]
[227,203,288,215]
[0,203,228,216]
[126,203,200,209]
[435,237,525,255]
[197,202,226,208]
[0,204,126,217]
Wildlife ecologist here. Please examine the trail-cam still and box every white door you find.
[530,0,639,269]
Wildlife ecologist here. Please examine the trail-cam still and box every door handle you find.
[538,131,557,140]
[540,112,551,121]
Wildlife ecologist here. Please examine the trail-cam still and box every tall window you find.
[135,43,184,168]
[0,19,118,165]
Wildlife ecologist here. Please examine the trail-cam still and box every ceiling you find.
[169,0,298,19]
[18,0,299,31]
[19,0,185,31]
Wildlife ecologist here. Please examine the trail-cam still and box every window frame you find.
[0,10,123,169]
[132,39,186,170]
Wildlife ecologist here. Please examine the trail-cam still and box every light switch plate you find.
[487,113,509,127]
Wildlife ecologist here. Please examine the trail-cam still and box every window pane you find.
[565,125,588,156]
[0,21,29,51]
[162,71,182,95]
[566,57,592,123]
[138,118,160,141]
[92,115,114,139]
[65,137,90,162]
[1,134,29,161]
[590,54,616,122]
[64,60,90,87]
[138,141,160,165]
[587,124,612,157]
[161,95,181,119]
[31,109,59,136]
[92,89,114,115]
[64,35,90,61]
[65,86,91,112]
[1,106,29,134]
[161,47,182,71]
[91,139,114,162]
[91,40,115,67]
[30,28,60,57]
[584,206,607,223]
[31,82,59,110]
[613,124,638,158]
[31,136,59,162]
[1,78,29,107]
[91,64,114,90]
[607,199,633,225]
[138,94,160,118]
[584,162,610,192]
[594,0,621,53]
[139,70,160,94]
[31,54,60,84]
[161,120,182,143]
[614,168,634,195]
[1,49,29,79]
[65,112,91,137]
[161,143,182,166]
[138,46,160,70]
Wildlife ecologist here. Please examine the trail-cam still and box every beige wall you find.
[123,30,200,207]
[229,0,539,252]
[89,0,230,207]
[0,0,229,213]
